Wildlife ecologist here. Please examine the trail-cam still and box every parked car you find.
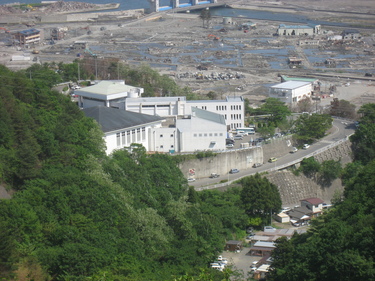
[226,144,234,148]
[290,147,298,153]
[268,157,277,163]
[229,168,239,174]
[253,163,262,168]
[303,144,310,149]
[233,135,243,140]
[187,178,195,182]
[246,233,255,239]
[226,138,235,144]
[209,173,220,178]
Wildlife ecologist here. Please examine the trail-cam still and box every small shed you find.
[225,240,242,252]
[274,212,290,223]
[249,241,275,256]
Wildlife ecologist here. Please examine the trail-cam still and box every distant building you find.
[12,28,41,45]
[225,240,243,252]
[300,197,324,214]
[342,29,361,40]
[277,24,320,36]
[269,81,313,104]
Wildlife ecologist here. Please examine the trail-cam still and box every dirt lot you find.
[0,0,374,109]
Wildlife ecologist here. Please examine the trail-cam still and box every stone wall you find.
[178,146,263,179]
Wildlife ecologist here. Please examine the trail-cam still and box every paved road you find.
[191,118,356,189]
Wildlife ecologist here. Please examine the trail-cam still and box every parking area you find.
[220,246,261,280]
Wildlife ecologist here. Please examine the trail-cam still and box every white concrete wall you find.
[177,117,226,152]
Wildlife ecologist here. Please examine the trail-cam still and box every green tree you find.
[257,98,291,127]
[240,174,282,225]
[330,98,356,119]
[294,113,332,144]
[319,159,342,185]
[257,124,275,138]
[299,157,320,178]
[350,103,375,164]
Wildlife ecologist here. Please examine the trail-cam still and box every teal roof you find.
[281,75,317,83]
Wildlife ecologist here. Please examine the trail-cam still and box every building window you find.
[116,133,120,146]
[216,106,218,110]
[160,134,163,138]
[204,133,207,137]
[225,114,227,120]
[127,131,131,143]
[194,134,197,137]
[142,127,146,140]
[170,145,174,148]
[170,134,174,137]
[137,128,140,141]
[209,133,212,137]
[199,133,202,137]
[132,129,135,142]
[160,145,164,148]
[239,105,241,110]
[121,131,125,145]
[219,133,223,136]
[214,133,218,136]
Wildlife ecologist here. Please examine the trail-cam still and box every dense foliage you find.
[267,103,375,281]
[0,65,250,280]
[350,103,375,164]
[240,174,282,227]
[294,113,333,144]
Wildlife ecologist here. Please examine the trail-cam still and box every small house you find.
[225,240,242,252]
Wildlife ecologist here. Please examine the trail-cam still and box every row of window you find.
[230,123,242,129]
[116,127,146,147]
[193,133,224,137]
[231,114,241,120]
[231,105,242,110]
[159,134,174,138]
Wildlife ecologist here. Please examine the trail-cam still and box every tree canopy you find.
[240,174,282,226]
[350,103,375,164]
[256,98,291,127]
[294,113,333,144]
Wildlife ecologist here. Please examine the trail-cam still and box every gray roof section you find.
[83,106,164,133]
[81,81,139,95]
[192,107,226,125]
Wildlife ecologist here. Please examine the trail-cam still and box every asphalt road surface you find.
[191,118,356,189]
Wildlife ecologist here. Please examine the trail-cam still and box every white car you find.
[226,144,234,148]
[187,178,195,182]
[290,147,298,153]
[303,144,310,149]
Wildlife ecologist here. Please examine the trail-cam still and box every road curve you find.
[191,117,356,190]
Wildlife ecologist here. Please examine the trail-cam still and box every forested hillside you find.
[0,64,260,280]
[267,103,375,281]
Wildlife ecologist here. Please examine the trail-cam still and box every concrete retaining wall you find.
[178,146,263,179]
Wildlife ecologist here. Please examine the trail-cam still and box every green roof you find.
[281,75,317,83]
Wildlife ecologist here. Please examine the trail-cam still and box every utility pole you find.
[94,55,98,80]
[77,62,80,82]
